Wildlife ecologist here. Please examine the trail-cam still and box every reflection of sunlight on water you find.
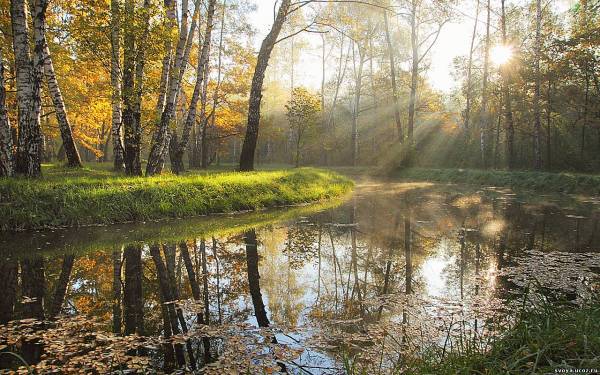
[422,241,454,298]
[482,219,506,238]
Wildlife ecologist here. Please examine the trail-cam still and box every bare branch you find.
[418,20,448,64]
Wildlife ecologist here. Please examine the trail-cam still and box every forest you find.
[0,0,598,176]
[0,0,599,373]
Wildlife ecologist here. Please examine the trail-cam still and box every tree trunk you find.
[146,0,197,176]
[480,0,491,168]
[351,44,364,167]
[500,0,515,169]
[581,70,589,159]
[47,254,75,318]
[239,0,292,171]
[546,79,552,169]
[199,69,211,169]
[384,11,403,142]
[171,0,217,174]
[0,45,14,177]
[464,0,480,136]
[407,0,418,145]
[122,0,141,175]
[320,34,328,164]
[533,0,542,169]
[42,41,83,168]
[11,0,44,177]
[205,0,227,167]
[110,0,125,171]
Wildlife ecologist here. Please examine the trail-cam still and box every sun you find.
[490,45,513,66]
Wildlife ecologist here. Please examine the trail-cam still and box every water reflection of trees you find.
[0,184,598,372]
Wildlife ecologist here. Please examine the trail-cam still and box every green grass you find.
[411,297,600,374]
[1,196,348,258]
[395,168,600,195]
[0,165,353,231]
[343,294,600,375]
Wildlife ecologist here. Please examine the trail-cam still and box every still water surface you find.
[1,180,598,373]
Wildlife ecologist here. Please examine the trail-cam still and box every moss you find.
[0,166,353,231]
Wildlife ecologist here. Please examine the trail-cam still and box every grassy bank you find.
[344,295,600,374]
[411,297,600,374]
[0,166,353,231]
[395,168,600,195]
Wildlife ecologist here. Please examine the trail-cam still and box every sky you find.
[249,0,575,94]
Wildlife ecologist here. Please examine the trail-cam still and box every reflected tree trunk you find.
[113,248,122,334]
[47,254,75,318]
[20,255,45,365]
[200,240,210,323]
[164,243,197,369]
[212,237,222,324]
[316,228,322,303]
[245,230,270,327]
[123,245,144,335]
[149,244,186,367]
[21,256,45,320]
[403,213,412,325]
[0,256,18,324]
[459,228,466,300]
[180,240,211,363]
[180,241,205,324]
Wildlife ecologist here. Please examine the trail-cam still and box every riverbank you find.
[344,295,600,374]
[394,168,600,195]
[412,296,600,374]
[0,166,353,231]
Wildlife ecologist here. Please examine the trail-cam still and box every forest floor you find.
[392,167,600,195]
[0,164,353,231]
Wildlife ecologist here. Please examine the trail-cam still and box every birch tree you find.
[146,0,201,176]
[170,0,217,174]
[0,43,14,177]
[533,0,542,169]
[406,0,448,145]
[122,0,150,175]
[383,10,403,142]
[479,0,491,167]
[110,0,125,171]
[42,40,83,168]
[463,0,480,134]
[500,0,515,169]
[11,0,45,177]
